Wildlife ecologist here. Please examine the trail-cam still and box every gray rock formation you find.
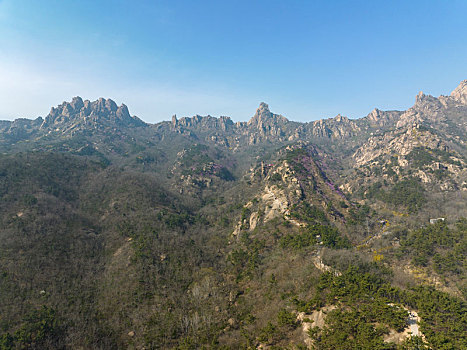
[451,80,467,104]
[41,96,146,131]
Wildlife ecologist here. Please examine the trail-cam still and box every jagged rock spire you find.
[247,102,288,128]
[451,80,467,104]
[41,97,145,129]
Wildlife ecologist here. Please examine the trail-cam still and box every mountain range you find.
[0,81,466,349]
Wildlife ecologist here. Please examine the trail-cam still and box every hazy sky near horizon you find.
[0,0,466,123]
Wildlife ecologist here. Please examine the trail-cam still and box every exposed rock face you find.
[241,102,290,144]
[309,114,360,138]
[0,117,43,143]
[158,101,372,150]
[172,114,234,132]
[451,80,467,104]
[363,108,403,128]
[163,81,466,148]
[352,126,449,167]
[41,97,146,132]
[350,124,466,192]
[0,117,43,132]
[339,81,467,198]
[395,81,467,132]
[383,307,425,345]
[3,80,467,148]
[247,102,288,130]
[232,144,352,237]
[1,80,466,172]
[167,101,365,148]
[297,306,338,349]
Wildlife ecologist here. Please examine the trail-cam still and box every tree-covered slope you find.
[0,82,466,348]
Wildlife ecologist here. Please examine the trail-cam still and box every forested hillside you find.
[0,82,466,349]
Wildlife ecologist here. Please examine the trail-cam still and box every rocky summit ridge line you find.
[1,80,466,148]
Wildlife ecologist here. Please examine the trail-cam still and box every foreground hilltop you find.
[0,81,466,349]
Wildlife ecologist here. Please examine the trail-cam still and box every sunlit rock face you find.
[41,96,146,132]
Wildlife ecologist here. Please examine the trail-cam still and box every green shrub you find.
[277,309,297,328]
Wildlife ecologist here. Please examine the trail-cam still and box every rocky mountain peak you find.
[248,102,271,125]
[42,97,145,130]
[247,102,288,128]
[450,80,467,104]
[70,96,84,110]
[363,107,403,129]
[413,91,441,110]
[415,91,427,103]
[257,102,270,113]
[367,108,381,122]
[333,114,349,123]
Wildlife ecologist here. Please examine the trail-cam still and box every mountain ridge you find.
[0,80,466,349]
[2,80,466,132]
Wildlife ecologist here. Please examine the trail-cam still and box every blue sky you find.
[0,0,466,122]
